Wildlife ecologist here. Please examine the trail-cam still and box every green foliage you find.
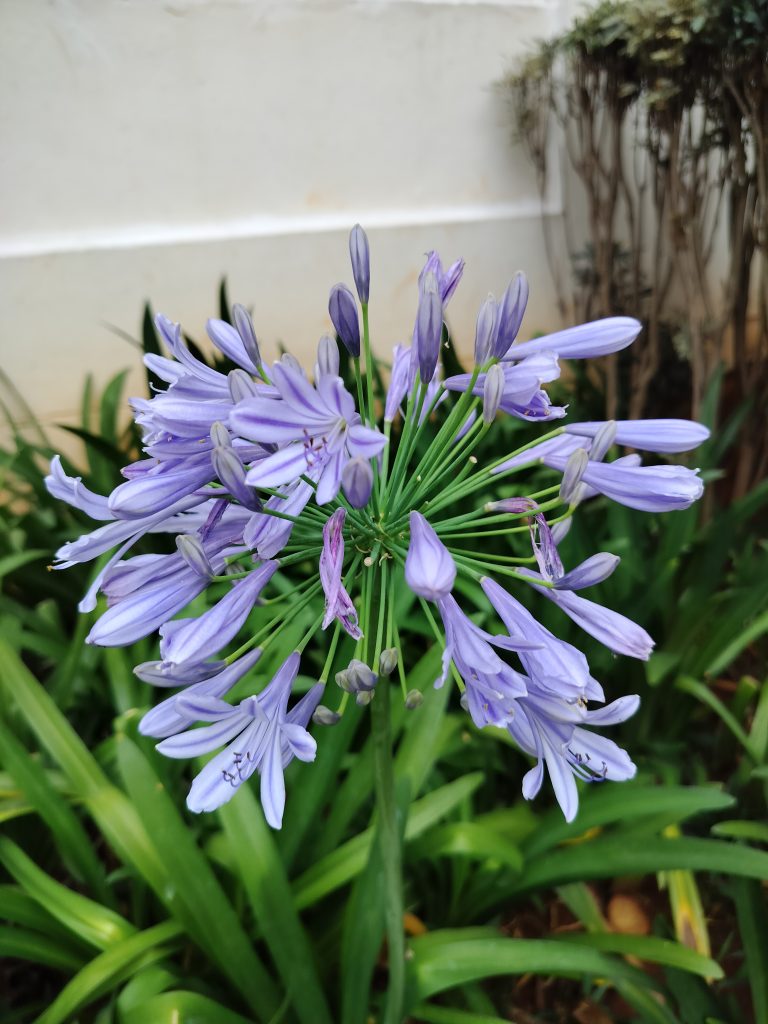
[1,320,766,1021]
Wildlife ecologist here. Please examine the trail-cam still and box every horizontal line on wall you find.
[0,198,562,261]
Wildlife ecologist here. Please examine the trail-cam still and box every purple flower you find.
[342,457,374,508]
[565,419,710,453]
[319,508,362,640]
[384,344,414,423]
[349,224,370,304]
[491,272,529,359]
[481,577,603,703]
[509,693,639,822]
[418,250,465,305]
[157,653,322,825]
[207,311,261,375]
[545,456,704,513]
[445,354,565,422]
[473,294,497,365]
[434,594,529,728]
[405,512,456,601]
[139,649,264,739]
[503,317,641,362]
[244,478,314,559]
[328,284,361,358]
[315,335,340,379]
[159,560,278,666]
[231,359,386,505]
[413,272,443,384]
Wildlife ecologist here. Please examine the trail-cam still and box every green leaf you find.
[410,821,523,872]
[293,773,483,910]
[0,837,134,950]
[0,549,47,581]
[523,785,735,857]
[120,990,257,1024]
[711,820,768,843]
[218,784,333,1024]
[410,1006,508,1024]
[704,610,768,677]
[115,734,280,1017]
[0,925,86,974]
[405,932,650,1005]
[733,879,768,1024]
[509,836,768,895]
[34,921,181,1024]
[675,677,758,759]
[558,932,723,979]
[0,718,107,898]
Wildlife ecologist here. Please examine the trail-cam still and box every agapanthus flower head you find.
[46,229,709,828]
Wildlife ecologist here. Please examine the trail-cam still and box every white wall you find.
[0,0,568,447]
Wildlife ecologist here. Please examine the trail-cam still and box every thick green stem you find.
[371,661,405,1024]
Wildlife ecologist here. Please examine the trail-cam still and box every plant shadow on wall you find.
[502,0,768,499]
[0,224,767,1024]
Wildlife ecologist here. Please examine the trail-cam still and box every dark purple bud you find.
[349,224,370,304]
[482,364,505,424]
[491,272,529,359]
[474,294,497,364]
[342,457,373,508]
[232,303,262,371]
[175,535,214,579]
[329,283,361,358]
[415,272,443,383]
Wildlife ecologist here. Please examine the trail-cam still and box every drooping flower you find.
[157,653,322,825]
[319,509,362,639]
[509,693,639,822]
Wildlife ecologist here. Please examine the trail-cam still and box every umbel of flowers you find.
[47,226,708,828]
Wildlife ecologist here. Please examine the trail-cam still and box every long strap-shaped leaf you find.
[218,784,334,1024]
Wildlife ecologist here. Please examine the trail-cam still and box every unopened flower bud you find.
[492,272,529,359]
[232,303,262,372]
[559,448,589,505]
[474,294,497,364]
[589,420,617,463]
[346,659,378,693]
[405,511,456,601]
[405,689,423,710]
[210,421,231,448]
[482,364,505,424]
[176,535,214,579]
[329,283,361,358]
[342,457,374,509]
[211,444,261,511]
[349,224,370,304]
[312,705,341,726]
[335,670,352,692]
[316,334,340,378]
[378,648,399,677]
[415,273,443,384]
[356,690,375,707]
[228,368,259,404]
[280,353,303,374]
